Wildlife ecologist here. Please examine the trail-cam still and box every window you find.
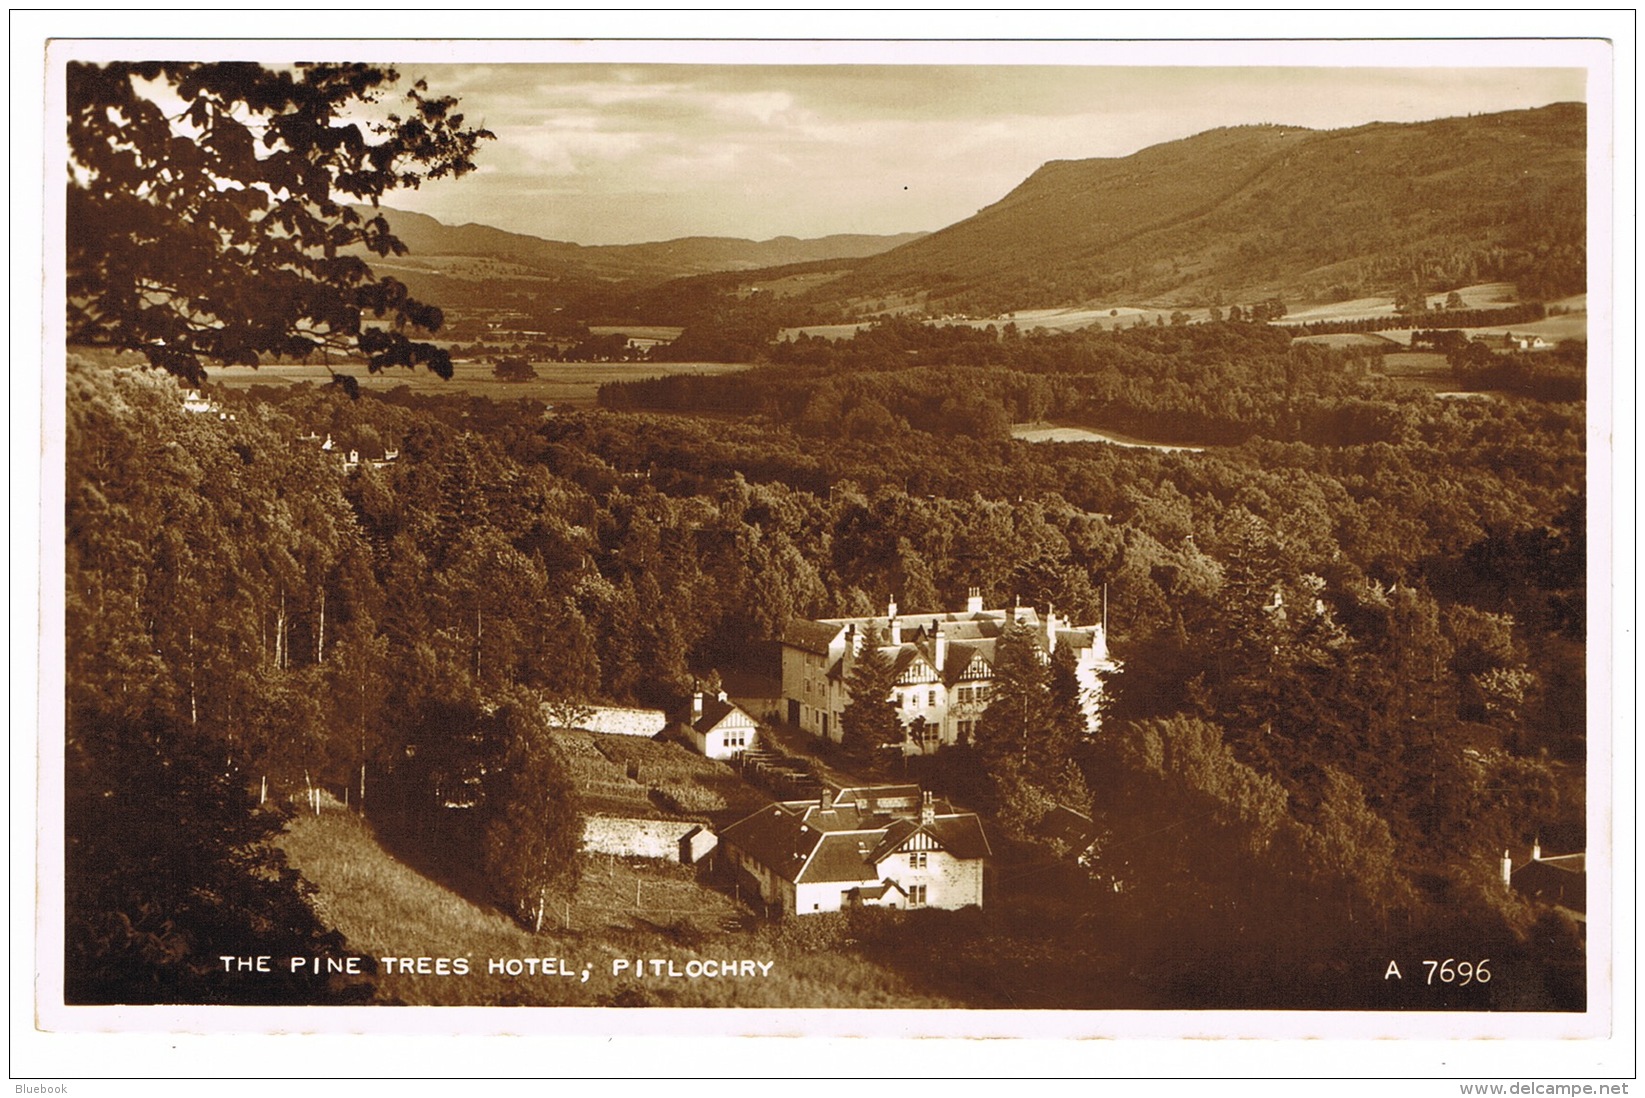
[909,851,927,869]
[908,885,927,907]
[927,689,937,707]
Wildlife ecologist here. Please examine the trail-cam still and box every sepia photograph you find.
[18,13,1632,1086]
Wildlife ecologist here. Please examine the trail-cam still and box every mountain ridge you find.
[799,103,1586,316]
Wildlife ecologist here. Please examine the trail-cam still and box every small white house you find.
[683,691,758,760]
[717,788,989,917]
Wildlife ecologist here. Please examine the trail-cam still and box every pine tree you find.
[840,626,902,768]
[974,619,1051,773]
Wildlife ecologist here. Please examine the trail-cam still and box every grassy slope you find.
[279,808,960,1008]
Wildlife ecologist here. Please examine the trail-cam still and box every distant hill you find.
[800,103,1586,316]
[357,206,925,286]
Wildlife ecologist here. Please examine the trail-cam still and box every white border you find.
[12,9,1635,1083]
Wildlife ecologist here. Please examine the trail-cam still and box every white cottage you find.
[717,787,990,917]
[683,690,759,761]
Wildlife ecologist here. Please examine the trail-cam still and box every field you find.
[1010,421,1209,452]
[1373,313,1589,349]
[203,359,751,408]
[587,325,684,342]
[278,806,962,1008]
[785,283,1591,345]
[1290,332,1401,350]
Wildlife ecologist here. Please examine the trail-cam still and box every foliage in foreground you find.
[66,61,492,387]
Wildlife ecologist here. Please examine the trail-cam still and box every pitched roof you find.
[1512,857,1587,915]
[868,815,993,863]
[926,815,992,860]
[719,804,821,883]
[721,791,991,885]
[799,831,889,884]
[692,695,753,735]
[939,640,996,684]
[780,618,843,655]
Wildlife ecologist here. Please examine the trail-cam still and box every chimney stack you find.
[1500,849,1513,887]
[691,691,703,721]
[933,622,947,671]
[920,790,935,825]
[889,597,902,646]
[966,586,983,614]
[1045,603,1058,655]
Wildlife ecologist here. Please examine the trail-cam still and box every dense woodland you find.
[66,310,1587,1007]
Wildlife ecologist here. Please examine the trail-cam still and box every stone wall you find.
[580,706,667,738]
[580,815,699,862]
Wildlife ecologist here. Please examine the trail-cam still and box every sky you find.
[368,58,1588,246]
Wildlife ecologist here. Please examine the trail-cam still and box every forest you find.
[65,309,1587,1007]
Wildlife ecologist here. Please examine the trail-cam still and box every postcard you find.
[16,12,1634,1085]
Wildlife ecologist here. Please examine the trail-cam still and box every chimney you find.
[933,622,947,671]
[1532,837,1542,861]
[691,691,703,721]
[966,586,983,614]
[889,597,902,646]
[1045,603,1058,655]
[920,790,935,825]
[1500,849,1513,887]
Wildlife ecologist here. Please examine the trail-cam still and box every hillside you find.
[802,103,1585,316]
